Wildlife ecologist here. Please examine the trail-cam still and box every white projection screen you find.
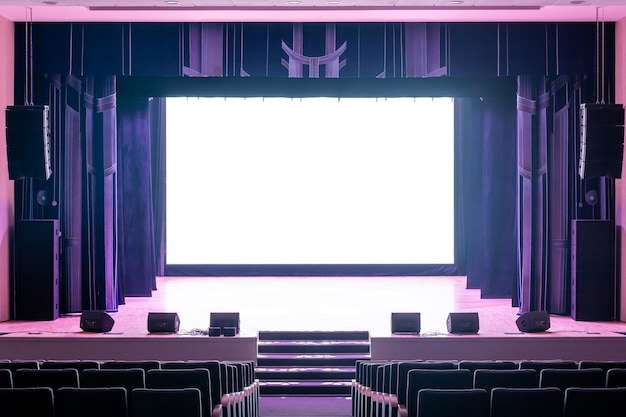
[165,96,455,272]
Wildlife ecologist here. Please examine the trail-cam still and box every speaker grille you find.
[391,312,421,334]
[80,311,115,333]
[5,105,52,180]
[210,312,240,334]
[147,312,180,333]
[516,311,550,332]
[446,312,479,334]
[579,103,625,179]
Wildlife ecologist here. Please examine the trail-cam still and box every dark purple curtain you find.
[457,97,518,298]
[14,21,615,312]
[150,99,167,277]
[60,75,84,312]
[516,75,609,315]
[82,76,119,311]
[517,76,549,313]
[117,97,159,296]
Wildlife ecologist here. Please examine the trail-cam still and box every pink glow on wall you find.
[1,5,626,23]
[0,14,14,323]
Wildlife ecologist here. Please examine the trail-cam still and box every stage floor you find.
[1,276,626,362]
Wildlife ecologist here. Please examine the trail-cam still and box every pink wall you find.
[0,15,14,322]
[616,18,626,322]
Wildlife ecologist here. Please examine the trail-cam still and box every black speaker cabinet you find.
[5,105,52,180]
[80,311,115,333]
[391,312,421,334]
[446,312,479,334]
[15,219,59,321]
[210,312,240,334]
[516,310,551,332]
[147,312,180,333]
[222,327,237,337]
[208,326,221,337]
[579,103,625,179]
[571,220,615,321]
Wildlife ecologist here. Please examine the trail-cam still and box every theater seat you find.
[490,387,562,417]
[401,369,473,417]
[416,389,489,417]
[0,368,13,388]
[473,369,538,395]
[13,368,80,392]
[131,388,203,417]
[56,387,128,417]
[563,387,626,417]
[606,368,626,388]
[539,368,605,391]
[146,368,212,417]
[0,387,55,417]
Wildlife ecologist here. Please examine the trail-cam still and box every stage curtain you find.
[117,97,159,296]
[59,75,85,312]
[456,96,518,298]
[82,76,119,311]
[517,76,550,313]
[150,98,167,278]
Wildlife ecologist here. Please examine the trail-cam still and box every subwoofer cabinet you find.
[15,219,60,320]
[571,220,615,321]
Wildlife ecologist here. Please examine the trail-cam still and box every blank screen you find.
[165,96,454,266]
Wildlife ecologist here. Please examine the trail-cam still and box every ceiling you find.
[1,0,626,22]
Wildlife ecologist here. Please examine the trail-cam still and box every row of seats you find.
[0,386,206,417]
[382,386,626,417]
[0,359,259,417]
[352,360,626,417]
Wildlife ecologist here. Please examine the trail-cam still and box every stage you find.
[1,276,626,362]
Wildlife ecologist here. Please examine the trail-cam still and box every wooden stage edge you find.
[1,332,626,363]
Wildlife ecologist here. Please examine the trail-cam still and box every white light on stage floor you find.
[166,96,454,266]
[158,276,457,336]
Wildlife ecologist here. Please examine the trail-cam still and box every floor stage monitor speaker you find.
[210,312,240,335]
[147,312,180,333]
[391,312,421,334]
[447,312,479,334]
[80,311,115,333]
[516,310,550,332]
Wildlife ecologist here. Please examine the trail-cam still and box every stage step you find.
[260,380,354,396]
[257,353,367,367]
[257,330,370,396]
[258,330,370,341]
[258,340,371,354]
[256,366,356,380]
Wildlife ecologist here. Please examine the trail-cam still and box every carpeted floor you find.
[259,396,352,417]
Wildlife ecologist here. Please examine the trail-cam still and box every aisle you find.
[259,396,352,417]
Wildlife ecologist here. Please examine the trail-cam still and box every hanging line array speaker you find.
[5,105,52,181]
[578,103,625,179]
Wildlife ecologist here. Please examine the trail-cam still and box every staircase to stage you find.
[256,331,371,396]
